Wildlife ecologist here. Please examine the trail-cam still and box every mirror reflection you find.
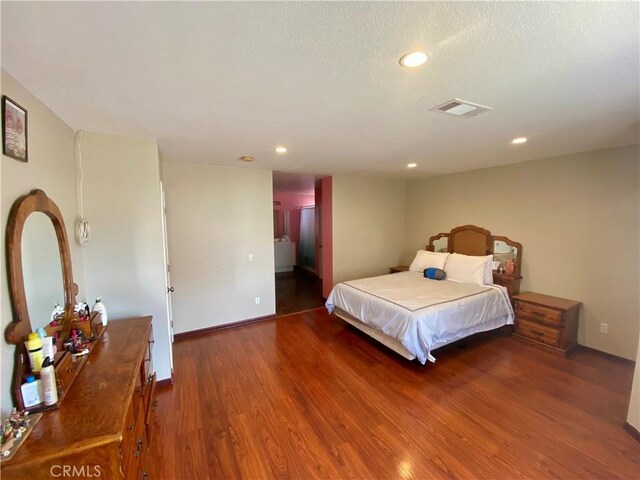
[22,212,64,330]
[493,240,517,270]
[432,237,448,253]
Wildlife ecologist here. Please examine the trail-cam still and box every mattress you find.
[325,271,514,363]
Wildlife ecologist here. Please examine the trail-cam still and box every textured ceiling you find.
[2,2,638,178]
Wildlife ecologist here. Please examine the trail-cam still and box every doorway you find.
[273,172,332,316]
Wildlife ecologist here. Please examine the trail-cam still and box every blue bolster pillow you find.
[424,268,446,280]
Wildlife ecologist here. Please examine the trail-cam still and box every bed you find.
[325,225,523,363]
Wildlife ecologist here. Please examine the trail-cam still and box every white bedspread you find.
[325,271,514,364]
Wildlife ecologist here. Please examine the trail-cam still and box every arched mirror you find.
[22,212,65,330]
[5,189,77,346]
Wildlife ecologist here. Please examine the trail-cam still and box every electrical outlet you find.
[600,323,608,334]
[255,297,260,305]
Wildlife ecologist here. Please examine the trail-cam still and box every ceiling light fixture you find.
[511,137,528,144]
[399,51,429,68]
[274,146,287,154]
[240,156,254,162]
[407,163,417,168]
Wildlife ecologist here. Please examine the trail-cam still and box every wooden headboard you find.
[426,224,523,296]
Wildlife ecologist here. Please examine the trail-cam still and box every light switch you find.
[248,253,254,262]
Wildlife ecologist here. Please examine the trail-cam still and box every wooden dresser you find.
[512,292,581,357]
[1,317,157,479]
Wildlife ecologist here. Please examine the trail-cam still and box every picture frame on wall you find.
[2,95,28,162]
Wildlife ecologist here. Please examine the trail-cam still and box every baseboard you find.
[624,422,640,443]
[174,314,276,341]
[574,344,635,366]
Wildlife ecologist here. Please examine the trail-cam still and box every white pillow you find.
[409,250,450,272]
[445,253,493,285]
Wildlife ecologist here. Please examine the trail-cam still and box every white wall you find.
[162,162,275,333]
[332,175,405,284]
[80,132,172,381]
[404,145,640,360]
[0,70,87,416]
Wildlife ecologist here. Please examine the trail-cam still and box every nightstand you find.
[389,265,409,274]
[512,292,581,357]
[492,272,522,297]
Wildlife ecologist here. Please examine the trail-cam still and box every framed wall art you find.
[2,95,28,162]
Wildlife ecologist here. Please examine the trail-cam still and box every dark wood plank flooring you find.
[150,308,640,479]
[275,268,324,316]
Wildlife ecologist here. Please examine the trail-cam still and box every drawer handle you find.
[128,424,135,432]
[152,399,158,412]
[531,310,546,316]
[530,329,545,336]
[141,472,149,480]
[135,439,143,458]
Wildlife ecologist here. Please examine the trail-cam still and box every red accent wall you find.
[273,192,315,211]
[273,191,315,263]
[321,177,333,298]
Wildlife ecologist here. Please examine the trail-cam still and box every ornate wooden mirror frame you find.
[5,189,77,346]
[3,189,99,412]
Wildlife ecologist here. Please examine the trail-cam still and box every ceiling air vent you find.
[430,98,493,119]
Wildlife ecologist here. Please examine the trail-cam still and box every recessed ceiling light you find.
[274,146,287,154]
[407,163,417,168]
[399,51,429,68]
[511,137,528,145]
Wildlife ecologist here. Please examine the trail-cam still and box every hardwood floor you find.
[275,268,324,316]
[150,308,640,479]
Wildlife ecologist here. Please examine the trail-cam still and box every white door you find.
[160,183,175,367]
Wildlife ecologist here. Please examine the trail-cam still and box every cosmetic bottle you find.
[21,376,43,408]
[41,336,56,362]
[26,333,44,373]
[92,297,108,326]
[40,357,58,406]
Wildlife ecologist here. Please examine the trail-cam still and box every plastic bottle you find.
[92,297,108,326]
[26,333,44,373]
[41,336,56,362]
[20,375,43,408]
[505,259,515,276]
[40,357,58,406]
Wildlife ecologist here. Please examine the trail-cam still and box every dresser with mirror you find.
[2,190,157,479]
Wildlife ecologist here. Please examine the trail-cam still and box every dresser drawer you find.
[515,319,560,347]
[125,410,146,480]
[121,397,137,459]
[144,373,157,445]
[517,302,563,327]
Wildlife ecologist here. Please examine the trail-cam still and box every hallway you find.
[275,268,324,316]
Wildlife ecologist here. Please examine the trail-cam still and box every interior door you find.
[160,183,175,366]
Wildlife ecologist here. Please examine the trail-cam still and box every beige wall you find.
[80,132,173,381]
[0,70,87,416]
[404,144,640,360]
[162,162,275,333]
[332,175,405,284]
